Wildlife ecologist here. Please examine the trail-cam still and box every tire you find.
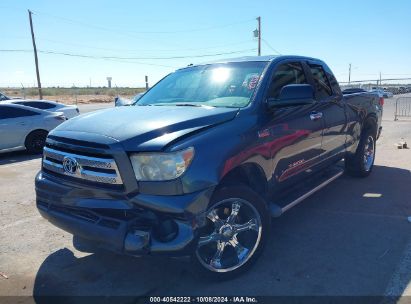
[345,125,376,177]
[25,130,48,154]
[190,185,270,280]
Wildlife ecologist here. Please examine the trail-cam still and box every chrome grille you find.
[42,146,122,185]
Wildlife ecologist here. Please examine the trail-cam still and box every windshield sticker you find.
[243,74,260,90]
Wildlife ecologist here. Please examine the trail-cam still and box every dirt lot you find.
[5,94,133,105]
[0,99,410,302]
[2,87,142,104]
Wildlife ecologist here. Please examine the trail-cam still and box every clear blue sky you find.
[1,0,410,87]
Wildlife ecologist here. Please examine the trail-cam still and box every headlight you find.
[129,147,194,181]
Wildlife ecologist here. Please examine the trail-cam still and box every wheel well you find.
[363,115,378,136]
[25,129,48,144]
[219,163,268,198]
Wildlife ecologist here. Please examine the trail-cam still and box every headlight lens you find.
[129,147,194,181]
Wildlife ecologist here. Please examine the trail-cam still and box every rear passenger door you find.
[0,106,37,150]
[305,61,347,160]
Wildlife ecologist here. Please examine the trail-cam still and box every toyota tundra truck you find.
[35,55,383,278]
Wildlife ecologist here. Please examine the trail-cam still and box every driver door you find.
[263,61,325,189]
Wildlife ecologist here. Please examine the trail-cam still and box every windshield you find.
[0,93,10,101]
[137,61,267,108]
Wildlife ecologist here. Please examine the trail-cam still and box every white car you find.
[370,89,393,99]
[383,90,394,98]
[2,99,80,119]
[0,92,22,100]
[0,104,66,154]
[114,92,145,107]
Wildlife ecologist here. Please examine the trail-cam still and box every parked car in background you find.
[114,92,145,107]
[342,88,367,94]
[386,87,399,95]
[0,92,11,101]
[373,88,393,98]
[0,104,66,154]
[383,90,394,98]
[370,88,392,98]
[0,92,22,101]
[1,100,79,119]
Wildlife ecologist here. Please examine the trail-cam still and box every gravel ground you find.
[0,97,410,302]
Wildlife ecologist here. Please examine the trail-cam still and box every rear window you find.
[0,106,39,119]
[308,64,333,100]
[16,101,56,110]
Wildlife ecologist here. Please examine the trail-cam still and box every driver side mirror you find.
[267,84,315,108]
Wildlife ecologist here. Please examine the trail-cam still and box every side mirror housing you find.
[267,84,315,108]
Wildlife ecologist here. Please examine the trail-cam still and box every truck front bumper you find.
[35,172,214,257]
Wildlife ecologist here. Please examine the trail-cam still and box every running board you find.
[269,166,344,217]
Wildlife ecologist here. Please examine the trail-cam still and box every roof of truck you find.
[187,55,320,67]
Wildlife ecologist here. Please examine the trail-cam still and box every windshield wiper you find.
[174,103,204,107]
[147,102,215,108]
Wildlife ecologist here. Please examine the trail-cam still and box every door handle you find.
[310,112,323,121]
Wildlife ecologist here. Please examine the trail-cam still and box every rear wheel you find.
[25,130,48,154]
[345,126,376,177]
[191,185,269,279]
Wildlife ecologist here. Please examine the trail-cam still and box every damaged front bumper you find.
[35,172,214,257]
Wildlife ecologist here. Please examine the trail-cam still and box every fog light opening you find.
[153,219,178,242]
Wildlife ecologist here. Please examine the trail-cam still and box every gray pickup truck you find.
[36,55,383,278]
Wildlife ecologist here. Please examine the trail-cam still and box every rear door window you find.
[308,64,333,100]
[16,101,56,110]
[0,106,39,119]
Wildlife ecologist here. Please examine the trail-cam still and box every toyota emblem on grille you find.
[62,156,78,174]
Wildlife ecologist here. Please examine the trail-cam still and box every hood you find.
[52,105,239,151]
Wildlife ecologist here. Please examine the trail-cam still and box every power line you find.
[0,48,257,69]
[31,10,254,35]
[0,49,176,68]
[340,77,411,84]
[0,48,257,60]
[261,39,281,55]
[34,37,254,53]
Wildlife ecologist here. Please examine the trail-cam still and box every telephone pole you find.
[257,17,261,56]
[348,63,351,84]
[28,10,42,99]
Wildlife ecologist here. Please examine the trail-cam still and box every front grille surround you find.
[42,146,123,185]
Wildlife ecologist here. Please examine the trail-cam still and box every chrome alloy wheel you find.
[195,198,262,273]
[363,135,375,171]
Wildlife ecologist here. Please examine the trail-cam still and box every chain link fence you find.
[0,86,146,105]
[339,78,411,95]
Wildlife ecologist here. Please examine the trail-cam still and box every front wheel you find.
[191,185,269,279]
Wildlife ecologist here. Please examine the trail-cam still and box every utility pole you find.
[257,17,261,56]
[348,63,351,84]
[145,75,149,90]
[28,10,42,99]
[379,72,382,87]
